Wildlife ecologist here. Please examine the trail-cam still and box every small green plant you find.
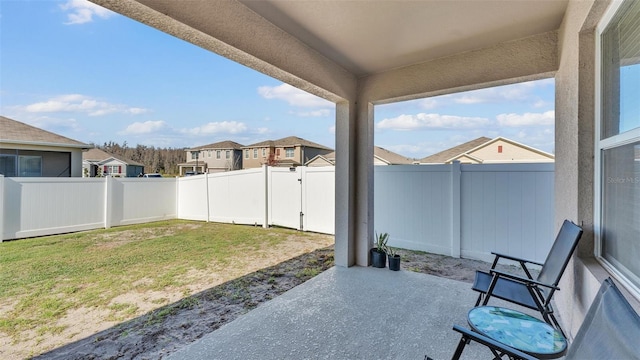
[386,245,397,257]
[374,232,389,253]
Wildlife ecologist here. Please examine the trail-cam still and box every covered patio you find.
[91,0,639,351]
[166,267,517,360]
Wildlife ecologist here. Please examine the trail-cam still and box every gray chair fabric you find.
[565,278,640,359]
[472,219,583,334]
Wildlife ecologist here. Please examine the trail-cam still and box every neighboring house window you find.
[276,148,280,156]
[225,150,230,159]
[104,165,121,175]
[254,149,258,158]
[245,149,249,159]
[216,150,221,159]
[285,148,294,158]
[19,156,42,176]
[208,150,212,158]
[0,154,17,177]
[262,148,266,156]
[596,0,640,292]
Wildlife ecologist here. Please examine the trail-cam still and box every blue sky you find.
[1,0,556,159]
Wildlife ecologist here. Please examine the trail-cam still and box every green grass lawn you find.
[0,220,332,344]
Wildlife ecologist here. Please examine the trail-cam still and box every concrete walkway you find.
[167,266,495,360]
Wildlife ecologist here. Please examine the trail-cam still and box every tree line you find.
[96,141,187,176]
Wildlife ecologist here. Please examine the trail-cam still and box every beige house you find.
[95,0,640,340]
[180,140,244,175]
[82,148,145,177]
[0,116,89,177]
[242,136,333,169]
[306,146,413,167]
[420,136,555,164]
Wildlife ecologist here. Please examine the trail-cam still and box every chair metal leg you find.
[451,335,468,360]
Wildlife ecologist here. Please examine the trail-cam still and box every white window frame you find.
[216,150,221,159]
[285,148,295,158]
[253,149,258,158]
[225,150,230,159]
[594,0,640,298]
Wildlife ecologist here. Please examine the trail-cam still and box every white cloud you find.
[60,0,114,25]
[496,110,555,127]
[377,113,490,131]
[120,121,167,135]
[450,79,553,105]
[21,94,148,117]
[328,125,335,134]
[258,83,332,108]
[420,98,438,109]
[183,121,248,136]
[292,109,331,117]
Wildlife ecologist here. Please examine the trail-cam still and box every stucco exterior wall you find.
[552,0,640,340]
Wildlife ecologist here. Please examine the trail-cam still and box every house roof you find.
[83,148,144,166]
[447,136,554,163]
[190,140,244,151]
[307,146,412,165]
[0,116,90,149]
[244,136,332,151]
[420,137,492,163]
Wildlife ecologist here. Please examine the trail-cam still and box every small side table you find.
[466,306,567,359]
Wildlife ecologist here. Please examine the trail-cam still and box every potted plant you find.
[371,232,388,268]
[386,245,401,271]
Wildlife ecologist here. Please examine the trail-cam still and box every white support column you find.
[355,101,375,266]
[335,101,355,267]
[450,161,462,258]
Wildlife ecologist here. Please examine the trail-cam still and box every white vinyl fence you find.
[0,163,554,263]
[374,163,555,263]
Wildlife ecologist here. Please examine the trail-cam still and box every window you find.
[225,150,230,159]
[104,165,121,175]
[191,152,197,160]
[253,149,258,158]
[208,150,212,158]
[596,0,640,293]
[0,154,17,177]
[262,148,266,156]
[19,156,42,176]
[245,149,249,159]
[285,148,294,158]
[216,150,221,159]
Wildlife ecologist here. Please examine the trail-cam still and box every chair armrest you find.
[491,252,544,267]
[489,269,560,291]
[452,325,537,360]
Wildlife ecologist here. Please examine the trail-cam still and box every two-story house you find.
[180,140,244,175]
[242,136,333,169]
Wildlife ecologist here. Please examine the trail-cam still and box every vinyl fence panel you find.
[207,168,267,226]
[268,167,301,229]
[460,163,555,263]
[302,166,335,234]
[1,177,105,240]
[177,175,209,221]
[374,165,453,256]
[110,177,177,226]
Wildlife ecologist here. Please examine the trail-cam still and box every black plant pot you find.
[388,255,401,271]
[370,249,387,268]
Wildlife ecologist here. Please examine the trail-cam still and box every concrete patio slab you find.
[167,266,499,360]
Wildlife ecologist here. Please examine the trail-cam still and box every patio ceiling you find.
[100,0,568,101]
[238,0,569,77]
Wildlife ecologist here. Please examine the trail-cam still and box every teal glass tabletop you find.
[467,306,567,357]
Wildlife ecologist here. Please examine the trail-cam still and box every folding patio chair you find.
[471,220,582,335]
[451,278,640,360]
